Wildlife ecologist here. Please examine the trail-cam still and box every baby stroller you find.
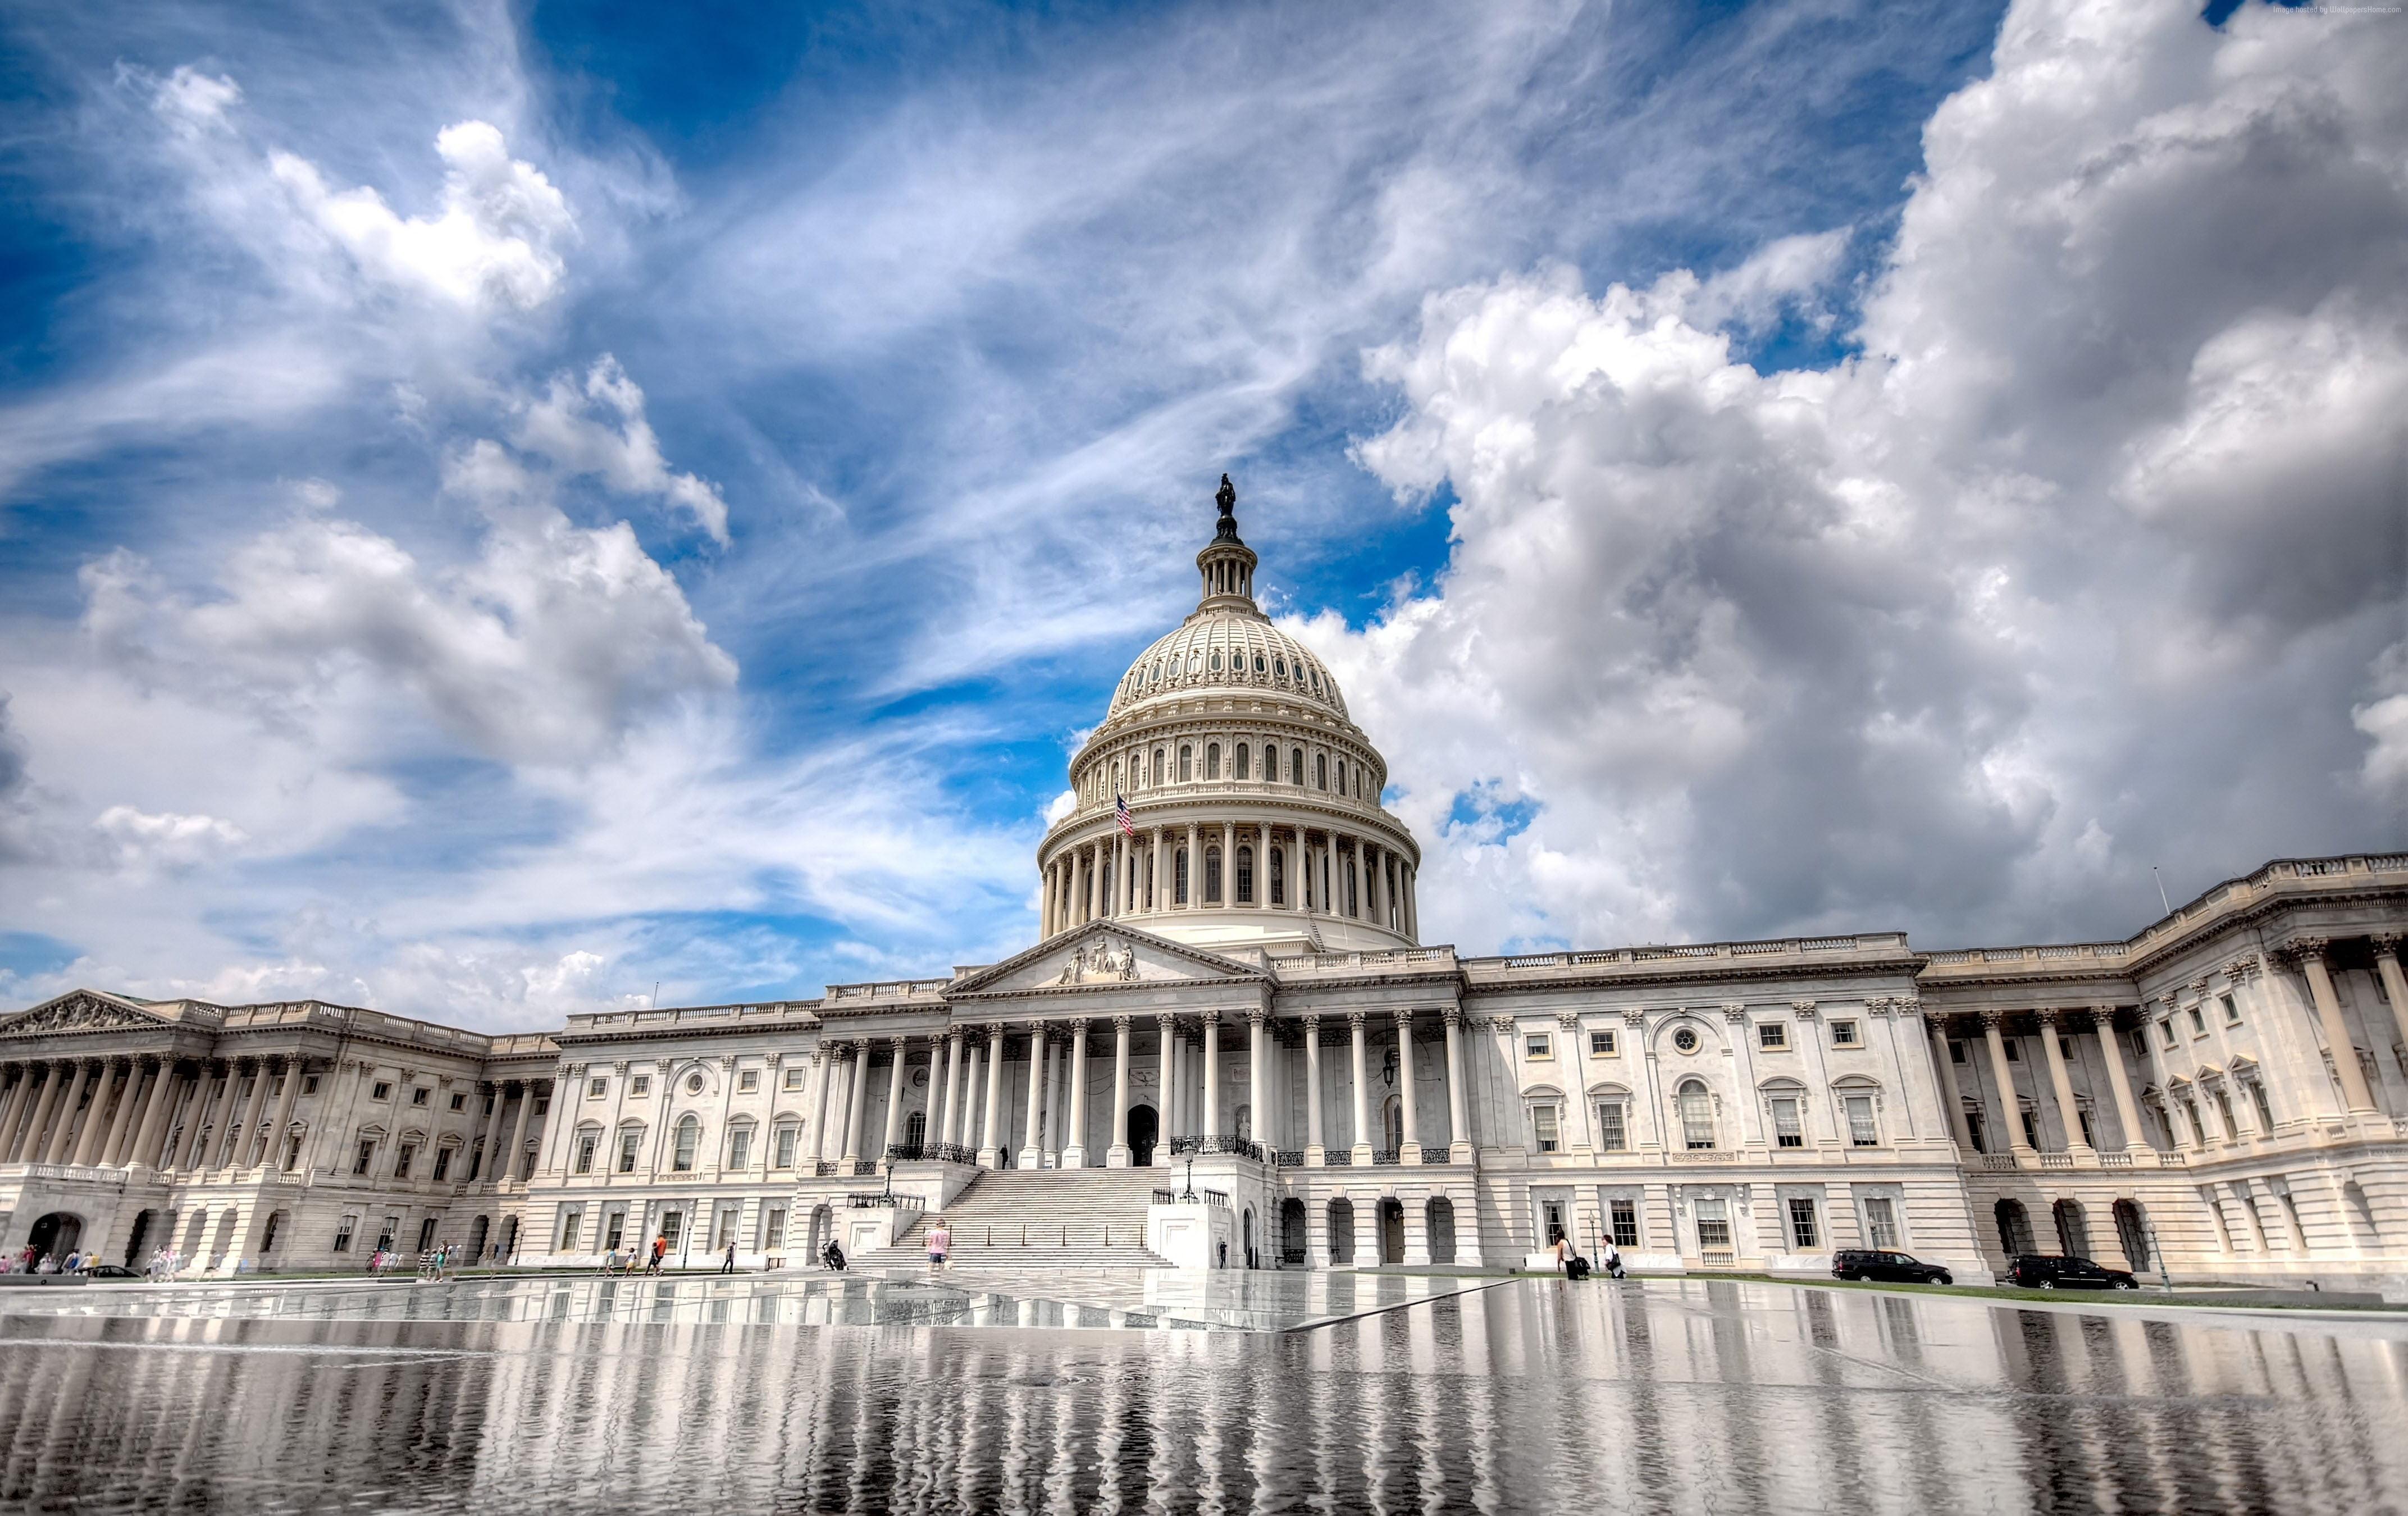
[820,1238,847,1272]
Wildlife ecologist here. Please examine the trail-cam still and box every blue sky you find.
[1,0,2400,1027]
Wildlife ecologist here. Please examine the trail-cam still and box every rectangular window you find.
[393,1144,416,1179]
[1525,1033,1553,1060]
[738,1070,759,1092]
[432,1147,452,1181]
[450,1092,467,1111]
[1609,1198,1640,1248]
[1948,1039,1967,1065]
[764,1207,787,1251]
[728,1129,752,1170]
[1758,1022,1788,1049]
[376,1217,398,1253]
[774,1126,797,1169]
[1695,1199,1732,1261]
[2059,1038,2074,1060]
[714,1209,738,1249]
[783,1067,805,1091]
[353,1140,375,1175]
[559,1211,582,1253]
[1589,1029,1617,1056]
[409,1086,430,1107]
[659,1211,683,1249]
[587,1077,607,1099]
[630,1076,650,1097]
[332,1216,356,1252]
[1863,1197,1899,1248]
[2157,1019,2177,1048]
[1844,1095,1878,1147]
[2076,1104,2096,1148]
[371,1081,393,1101]
[617,1131,640,1173]
[2220,993,2240,1025]
[302,1074,321,1095]
[1771,1097,1804,1148]
[1830,1021,1860,1048]
[1531,1105,1561,1153]
[2250,1081,2274,1131]
[574,1133,597,1175]
[2187,1005,2206,1035]
[1595,1101,1627,1151]
[2001,1038,2020,1061]
[1787,1198,1819,1250]
[603,1209,626,1251]
[2021,1107,2041,1147]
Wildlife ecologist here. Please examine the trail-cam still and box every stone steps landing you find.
[863,1169,1174,1270]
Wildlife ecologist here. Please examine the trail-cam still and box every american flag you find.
[1114,792,1137,838]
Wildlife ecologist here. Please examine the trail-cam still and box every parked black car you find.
[1831,1249,1953,1285]
[80,1264,142,1281]
[2007,1253,2140,1290]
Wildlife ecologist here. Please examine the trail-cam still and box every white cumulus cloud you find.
[515,355,732,544]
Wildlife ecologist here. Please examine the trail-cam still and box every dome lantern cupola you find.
[1196,473,1259,612]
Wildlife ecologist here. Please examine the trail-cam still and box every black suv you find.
[1831,1249,1953,1285]
[2007,1253,2140,1290]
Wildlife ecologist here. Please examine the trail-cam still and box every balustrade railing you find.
[1371,1149,1401,1166]
[1273,1149,1303,1167]
[1416,1146,1454,1165]
[1148,1187,1230,1208]
[882,1141,973,1165]
[1166,1135,1266,1162]
[1322,1149,1353,1166]
[2098,1151,2134,1167]
[851,1159,879,1177]
[2038,1152,2076,1169]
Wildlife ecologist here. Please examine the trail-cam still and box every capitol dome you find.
[1036,476,1421,953]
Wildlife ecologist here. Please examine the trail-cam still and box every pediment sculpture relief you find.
[2,994,159,1036]
[1053,939,1139,986]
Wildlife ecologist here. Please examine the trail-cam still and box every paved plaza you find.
[3,1273,2405,1512]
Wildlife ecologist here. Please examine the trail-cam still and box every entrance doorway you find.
[1377,1198,1406,1264]
[1280,1198,1308,1264]
[121,1209,154,1267]
[26,1212,82,1260]
[1128,1103,1159,1166]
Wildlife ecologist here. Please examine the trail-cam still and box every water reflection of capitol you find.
[2,481,2405,1295]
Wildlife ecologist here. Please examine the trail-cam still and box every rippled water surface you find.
[3,1274,2405,1514]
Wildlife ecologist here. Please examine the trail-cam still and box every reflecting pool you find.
[3,1275,2404,1513]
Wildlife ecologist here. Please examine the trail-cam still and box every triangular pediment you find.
[953,921,1265,997]
[0,989,175,1038]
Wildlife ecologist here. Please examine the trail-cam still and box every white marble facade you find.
[5,496,2406,1294]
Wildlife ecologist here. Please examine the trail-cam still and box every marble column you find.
[1246,1011,1266,1146]
[128,1061,179,1170]
[263,1058,304,1170]
[2371,935,2408,1062]
[1303,1016,1325,1162]
[1064,1020,1092,1167]
[2036,1010,2092,1153]
[476,1081,510,1182]
[10,1062,61,1162]
[841,1044,871,1163]
[78,1061,131,1167]
[1443,1009,1470,1157]
[1041,861,1055,937]
[809,1050,836,1161]
[1927,1016,1974,1148]
[1349,1012,1371,1158]
[1154,1015,1176,1164]
[231,1060,275,1168]
[1348,839,1366,920]
[980,1025,1006,1167]
[0,1066,30,1158]
[1220,821,1235,906]
[1108,1015,1132,1167]
[2293,939,2378,1113]
[1981,1013,2032,1156]
[879,1037,909,1164]
[1041,1034,1064,1166]
[1398,1012,1422,1159]
[941,1031,966,1150]
[43,1061,99,1165]
[97,1060,148,1166]
[2088,1008,2149,1152]
[505,1080,536,1182]
[1019,1025,1045,1169]
[956,1041,981,1149]
[1202,1013,1221,1138]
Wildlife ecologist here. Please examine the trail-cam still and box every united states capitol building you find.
[3,486,2405,1296]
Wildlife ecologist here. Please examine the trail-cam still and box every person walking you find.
[650,1234,668,1275]
[926,1218,951,1275]
[720,1241,736,1275]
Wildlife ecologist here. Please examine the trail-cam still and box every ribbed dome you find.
[1105,611,1348,723]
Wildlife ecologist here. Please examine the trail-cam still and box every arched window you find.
[1316,754,1328,790]
[1205,846,1223,905]
[2053,1198,2091,1258]
[1235,844,1254,904]
[1290,747,1304,784]
[1253,652,1266,674]
[1269,847,1285,905]
[1275,657,1287,680]
[1677,1080,1716,1149]
[1175,848,1189,905]
[672,1116,700,1173]
[1995,1198,2034,1255]
[1111,760,1122,794]
[1179,745,1193,782]
[1210,648,1223,672]
[905,1110,927,1149]
[2112,1200,2151,1271]
[1236,744,1250,781]
[1337,759,1347,793]
[1153,749,1165,786]
[1206,744,1221,779]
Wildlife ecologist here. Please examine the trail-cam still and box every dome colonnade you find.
[1035,481,1420,953]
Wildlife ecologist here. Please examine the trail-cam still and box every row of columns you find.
[1924,1010,2141,1160]
[473,1080,545,1185]
[804,1009,1473,1172]
[0,1055,307,1174]
[1041,821,1419,938]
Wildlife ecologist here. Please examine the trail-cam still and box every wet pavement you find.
[2,1273,2405,1513]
